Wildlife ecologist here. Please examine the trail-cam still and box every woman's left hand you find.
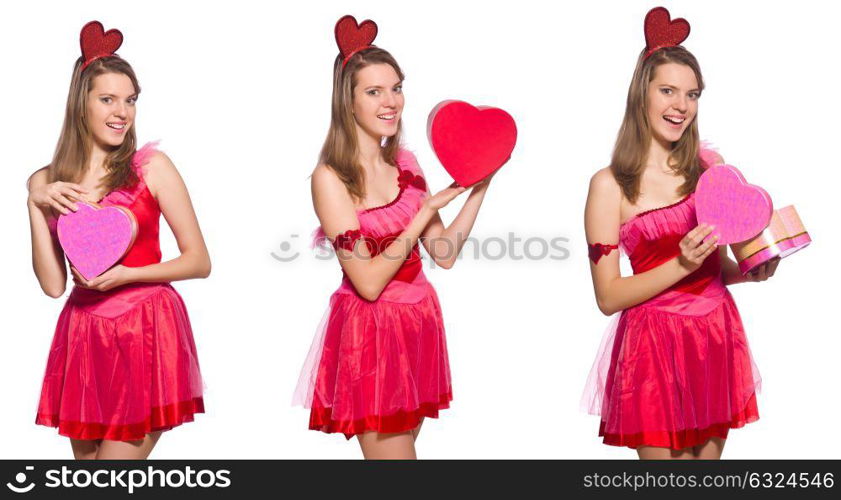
[71,264,137,291]
[745,257,780,282]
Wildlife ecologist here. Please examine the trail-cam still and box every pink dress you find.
[294,149,452,438]
[582,152,762,450]
[36,143,205,441]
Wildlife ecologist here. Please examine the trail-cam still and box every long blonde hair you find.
[319,47,404,201]
[610,46,705,203]
[49,56,141,191]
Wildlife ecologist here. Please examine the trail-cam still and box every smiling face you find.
[646,62,700,145]
[351,63,404,140]
[85,72,137,149]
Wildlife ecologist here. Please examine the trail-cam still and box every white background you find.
[1,0,838,459]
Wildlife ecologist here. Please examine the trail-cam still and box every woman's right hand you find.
[423,183,468,212]
[677,223,719,273]
[28,181,87,215]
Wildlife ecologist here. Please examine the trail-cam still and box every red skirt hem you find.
[599,393,759,450]
[36,397,205,441]
[309,392,453,439]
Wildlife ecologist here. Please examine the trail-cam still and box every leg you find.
[693,437,726,460]
[637,445,695,460]
[95,431,162,460]
[357,430,417,460]
[70,439,101,460]
[412,417,425,442]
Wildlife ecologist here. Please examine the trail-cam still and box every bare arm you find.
[585,168,718,315]
[73,153,211,291]
[132,152,211,281]
[420,175,492,269]
[26,168,88,298]
[313,165,465,301]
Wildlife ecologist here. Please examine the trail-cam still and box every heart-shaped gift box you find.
[731,205,811,274]
[427,100,516,187]
[695,164,773,245]
[57,202,138,280]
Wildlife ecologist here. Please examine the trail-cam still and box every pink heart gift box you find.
[57,201,138,281]
[695,164,773,245]
[731,205,811,274]
[696,164,811,274]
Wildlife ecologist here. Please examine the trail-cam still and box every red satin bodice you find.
[98,144,162,268]
[104,181,161,267]
[619,192,727,314]
[625,196,721,297]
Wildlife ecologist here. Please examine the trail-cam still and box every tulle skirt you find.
[294,287,452,439]
[36,283,204,441]
[582,293,761,450]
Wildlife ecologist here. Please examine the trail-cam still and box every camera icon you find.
[271,234,301,262]
[6,466,35,494]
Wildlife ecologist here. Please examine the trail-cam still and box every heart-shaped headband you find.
[335,15,378,69]
[643,7,690,59]
[80,20,123,71]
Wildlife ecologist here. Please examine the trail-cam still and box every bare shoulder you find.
[585,167,622,241]
[312,163,340,183]
[588,167,621,200]
[141,152,186,199]
[311,164,349,198]
[311,164,358,233]
[143,151,177,176]
[27,166,50,190]
[142,151,181,184]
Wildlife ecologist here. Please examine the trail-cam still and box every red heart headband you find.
[335,15,378,68]
[643,6,690,59]
[80,20,123,71]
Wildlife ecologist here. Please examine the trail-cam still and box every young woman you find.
[294,16,492,459]
[582,8,776,460]
[27,21,209,459]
